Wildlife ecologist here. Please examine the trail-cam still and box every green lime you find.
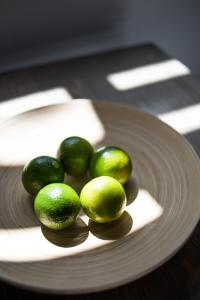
[34,183,81,230]
[80,176,126,223]
[57,136,93,176]
[89,146,132,185]
[22,156,65,196]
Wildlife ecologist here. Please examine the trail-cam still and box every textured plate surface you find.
[0,100,200,294]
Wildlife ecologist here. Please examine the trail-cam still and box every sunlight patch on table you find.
[107,59,190,90]
[158,103,200,134]
[0,87,72,122]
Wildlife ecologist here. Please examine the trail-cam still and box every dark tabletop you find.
[0,44,200,300]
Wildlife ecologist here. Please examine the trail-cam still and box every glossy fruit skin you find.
[57,136,93,176]
[22,156,65,196]
[89,146,132,185]
[34,183,80,230]
[80,176,126,223]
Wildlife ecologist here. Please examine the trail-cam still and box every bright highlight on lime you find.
[22,156,65,196]
[80,176,127,223]
[89,146,132,185]
[34,183,81,230]
[57,136,94,176]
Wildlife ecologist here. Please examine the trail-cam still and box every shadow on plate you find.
[41,217,89,248]
[65,173,90,195]
[124,177,138,205]
[89,211,133,240]
[0,165,40,229]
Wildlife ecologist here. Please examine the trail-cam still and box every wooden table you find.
[0,44,200,300]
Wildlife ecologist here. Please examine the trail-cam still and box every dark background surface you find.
[0,0,200,74]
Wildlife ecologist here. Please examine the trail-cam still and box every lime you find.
[89,146,132,185]
[22,156,65,195]
[80,176,126,223]
[57,136,93,176]
[34,183,80,230]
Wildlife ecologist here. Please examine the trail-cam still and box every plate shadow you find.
[41,217,89,248]
[124,177,139,206]
[89,211,133,240]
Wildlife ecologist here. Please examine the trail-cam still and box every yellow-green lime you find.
[89,146,132,185]
[22,156,65,195]
[57,136,93,176]
[34,183,81,230]
[80,176,126,223]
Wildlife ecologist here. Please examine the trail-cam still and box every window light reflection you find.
[0,189,163,262]
[0,87,72,122]
[158,103,200,134]
[0,99,105,165]
[107,59,190,90]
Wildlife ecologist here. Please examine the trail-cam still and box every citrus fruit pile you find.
[22,136,132,230]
